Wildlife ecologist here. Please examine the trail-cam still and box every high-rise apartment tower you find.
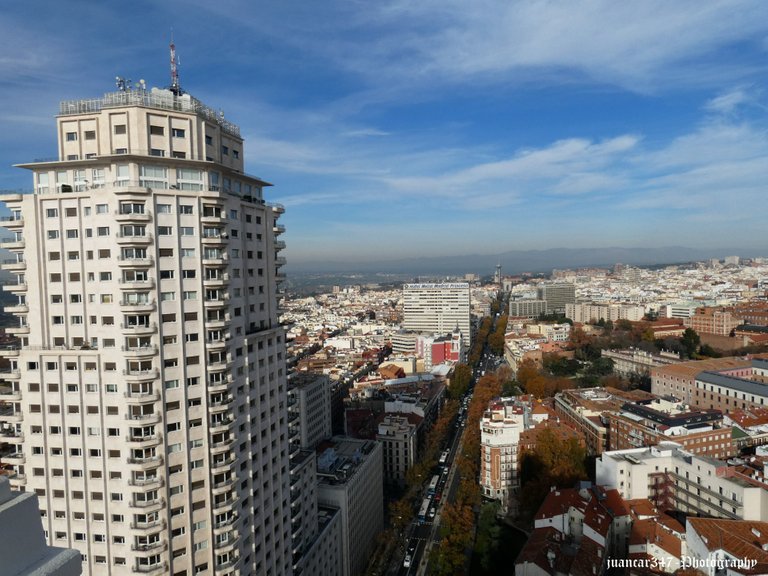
[0,82,290,576]
[401,283,471,345]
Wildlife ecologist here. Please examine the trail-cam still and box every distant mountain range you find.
[286,246,767,277]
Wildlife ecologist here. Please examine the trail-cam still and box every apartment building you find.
[0,84,290,575]
[684,306,743,336]
[601,348,681,378]
[508,299,547,319]
[565,302,646,324]
[316,438,383,576]
[376,414,417,485]
[479,401,524,513]
[596,443,768,521]
[536,283,575,314]
[401,283,471,345]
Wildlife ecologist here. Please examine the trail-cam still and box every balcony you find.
[117,256,154,268]
[213,557,239,574]
[0,216,24,228]
[0,346,19,358]
[119,278,155,290]
[130,519,166,532]
[201,234,228,246]
[0,407,23,423]
[131,541,167,554]
[128,476,164,489]
[115,210,152,222]
[112,182,152,195]
[207,378,231,394]
[0,368,21,381]
[126,455,164,471]
[0,388,21,401]
[206,339,228,353]
[2,452,25,465]
[210,416,234,434]
[212,493,237,514]
[3,281,27,293]
[273,224,285,235]
[124,390,161,404]
[123,369,159,383]
[202,254,228,267]
[269,202,285,215]
[207,360,231,373]
[211,475,235,495]
[120,322,157,336]
[126,434,163,449]
[0,238,25,250]
[0,429,23,443]
[204,297,228,309]
[1,259,26,272]
[211,454,236,474]
[132,561,167,574]
[122,345,158,358]
[124,412,161,425]
[210,437,235,455]
[275,256,287,267]
[5,324,29,336]
[200,213,227,225]
[203,273,229,288]
[205,315,230,330]
[116,232,153,245]
[213,512,238,532]
[120,300,156,313]
[130,496,165,510]
[3,303,28,314]
[209,394,233,413]
[274,240,286,251]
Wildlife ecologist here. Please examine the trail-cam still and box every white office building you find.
[0,80,291,575]
[402,283,471,345]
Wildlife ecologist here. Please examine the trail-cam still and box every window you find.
[233,150,239,159]
[114,124,126,135]
[181,248,195,257]
[65,207,77,217]
[161,292,175,301]
[96,204,108,214]
[158,226,173,236]
[160,270,174,279]
[66,132,77,141]
[150,148,165,157]
[97,227,109,236]
[183,291,197,300]
[49,251,61,261]
[46,208,59,218]
[205,135,213,145]
[172,128,186,138]
[66,229,78,239]
[157,204,172,214]
[180,205,193,214]
[48,230,59,239]
[84,130,96,140]
[221,145,229,156]
[159,248,173,258]
[180,227,194,236]
[149,126,165,136]
[182,270,196,279]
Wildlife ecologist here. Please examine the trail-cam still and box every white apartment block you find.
[565,302,647,324]
[316,438,383,576]
[0,85,291,576]
[596,443,768,521]
[402,283,471,345]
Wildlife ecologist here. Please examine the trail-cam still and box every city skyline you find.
[2,1,768,266]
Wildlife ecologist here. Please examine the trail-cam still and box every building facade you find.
[479,402,523,513]
[536,283,575,314]
[402,283,471,345]
[0,84,291,576]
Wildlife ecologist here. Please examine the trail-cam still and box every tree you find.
[475,502,502,571]
[450,364,472,399]
[680,328,701,359]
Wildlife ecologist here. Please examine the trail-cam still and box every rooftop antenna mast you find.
[170,34,182,95]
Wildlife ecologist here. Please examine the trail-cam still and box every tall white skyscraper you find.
[0,80,291,576]
[401,283,471,345]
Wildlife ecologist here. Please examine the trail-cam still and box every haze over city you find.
[2,1,768,268]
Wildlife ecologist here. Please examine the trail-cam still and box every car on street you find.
[403,554,412,568]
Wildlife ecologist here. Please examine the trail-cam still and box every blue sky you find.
[1,1,768,266]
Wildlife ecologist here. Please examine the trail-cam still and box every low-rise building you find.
[0,476,81,576]
[596,442,768,521]
[606,398,736,459]
[686,518,768,576]
[684,306,743,336]
[602,348,681,378]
